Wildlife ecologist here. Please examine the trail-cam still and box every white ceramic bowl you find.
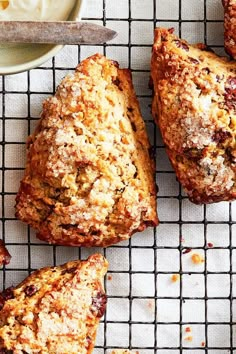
[0,0,84,75]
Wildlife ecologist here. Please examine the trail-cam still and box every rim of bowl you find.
[0,0,84,75]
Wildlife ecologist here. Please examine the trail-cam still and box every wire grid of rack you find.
[0,0,236,353]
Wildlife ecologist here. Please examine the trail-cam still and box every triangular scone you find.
[15,54,158,246]
[151,28,236,204]
[0,254,108,353]
[222,0,236,58]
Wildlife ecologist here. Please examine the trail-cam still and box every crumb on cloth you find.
[184,336,193,341]
[147,299,155,312]
[191,253,204,264]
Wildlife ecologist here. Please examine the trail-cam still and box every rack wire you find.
[0,0,234,353]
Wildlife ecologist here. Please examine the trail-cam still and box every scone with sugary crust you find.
[222,0,236,58]
[151,27,236,204]
[0,254,107,353]
[15,54,158,247]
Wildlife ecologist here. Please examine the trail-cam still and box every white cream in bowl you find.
[0,0,76,21]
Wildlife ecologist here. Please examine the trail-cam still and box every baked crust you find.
[0,254,108,353]
[151,28,236,204]
[0,241,11,266]
[222,0,236,58]
[15,54,158,247]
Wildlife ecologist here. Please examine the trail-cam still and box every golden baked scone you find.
[0,240,11,266]
[15,53,158,247]
[0,254,108,353]
[222,0,236,58]
[151,28,236,204]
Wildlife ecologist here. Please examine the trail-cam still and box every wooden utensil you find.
[0,21,117,44]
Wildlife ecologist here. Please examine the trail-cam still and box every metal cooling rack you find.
[0,0,235,353]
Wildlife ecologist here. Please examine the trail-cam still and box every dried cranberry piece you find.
[112,77,122,90]
[228,77,236,88]
[0,287,13,311]
[224,76,236,110]
[91,229,102,236]
[61,224,78,230]
[86,336,92,348]
[202,67,211,74]
[174,40,189,52]
[188,57,199,64]
[182,248,192,254]
[1,287,14,301]
[207,243,214,248]
[226,147,236,163]
[91,291,107,318]
[212,130,231,144]
[24,285,37,297]
[113,77,120,85]
[184,148,203,162]
[61,267,77,275]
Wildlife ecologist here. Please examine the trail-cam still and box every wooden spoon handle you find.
[0,21,117,44]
